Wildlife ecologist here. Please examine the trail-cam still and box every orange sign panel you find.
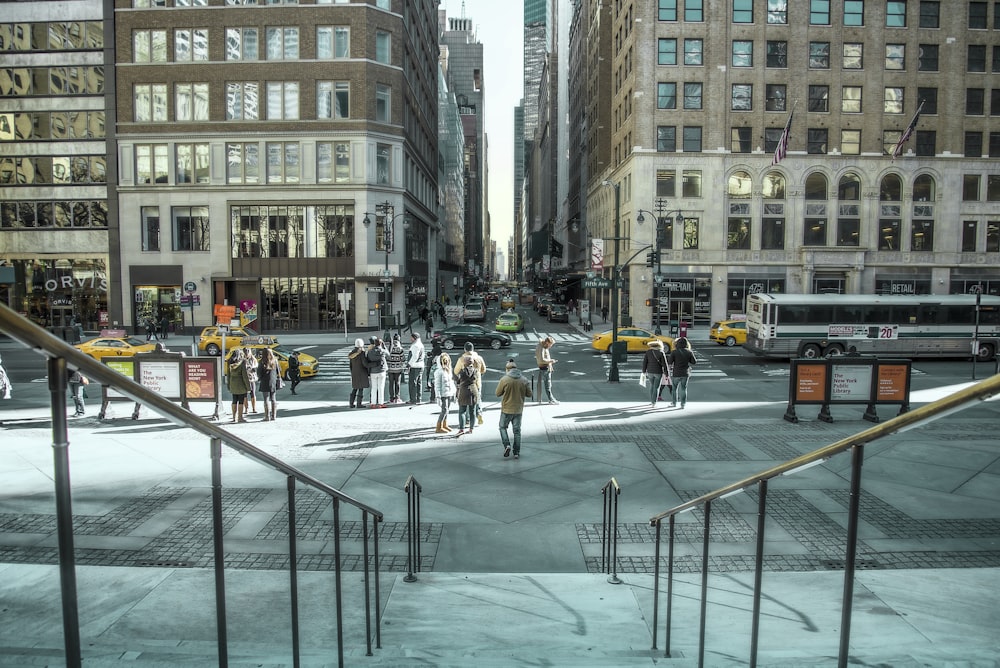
[876,364,908,401]
[214,304,237,319]
[795,363,828,402]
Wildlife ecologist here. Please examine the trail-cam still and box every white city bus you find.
[744,293,1000,360]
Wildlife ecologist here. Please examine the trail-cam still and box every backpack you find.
[458,365,477,386]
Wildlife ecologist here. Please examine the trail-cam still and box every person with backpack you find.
[348,338,369,408]
[495,359,532,459]
[641,339,671,407]
[286,350,301,395]
[454,356,480,435]
[68,368,89,417]
[666,336,696,408]
[454,342,487,424]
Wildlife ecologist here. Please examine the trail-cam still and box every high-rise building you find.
[582,0,1000,328]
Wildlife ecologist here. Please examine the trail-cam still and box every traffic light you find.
[646,252,656,267]
[645,298,653,307]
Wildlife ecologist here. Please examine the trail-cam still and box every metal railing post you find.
[210,437,229,668]
[651,520,661,651]
[838,444,865,668]
[698,500,712,668]
[286,476,301,668]
[749,479,769,668]
[332,498,345,668]
[404,476,422,583]
[600,478,622,584]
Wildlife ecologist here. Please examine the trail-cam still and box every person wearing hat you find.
[667,336,696,408]
[641,339,671,407]
[348,338,370,408]
[365,336,388,408]
[406,332,425,404]
[495,359,532,459]
[453,341,487,424]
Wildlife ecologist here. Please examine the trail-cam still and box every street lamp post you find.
[637,201,684,335]
[601,179,622,382]
[363,202,408,339]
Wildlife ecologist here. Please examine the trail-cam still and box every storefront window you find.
[4,258,108,330]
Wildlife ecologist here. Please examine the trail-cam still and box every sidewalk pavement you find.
[2,379,999,665]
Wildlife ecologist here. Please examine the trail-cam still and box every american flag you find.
[771,111,793,166]
[891,101,924,160]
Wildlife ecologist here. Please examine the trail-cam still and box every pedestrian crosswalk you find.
[598,350,729,381]
[508,331,593,344]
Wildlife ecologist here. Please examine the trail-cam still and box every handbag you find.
[660,374,671,387]
[639,373,648,387]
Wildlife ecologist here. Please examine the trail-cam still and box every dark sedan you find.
[432,324,512,350]
[547,304,569,323]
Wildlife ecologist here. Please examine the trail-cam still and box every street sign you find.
[179,295,201,306]
[378,278,393,284]
[582,277,612,289]
[184,281,197,293]
[366,287,384,293]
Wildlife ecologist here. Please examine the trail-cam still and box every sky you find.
[441,0,524,256]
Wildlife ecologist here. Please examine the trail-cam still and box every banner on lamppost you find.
[542,254,551,273]
[590,239,604,272]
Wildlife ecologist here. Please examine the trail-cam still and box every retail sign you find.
[828,324,898,339]
[214,304,237,320]
[785,358,911,424]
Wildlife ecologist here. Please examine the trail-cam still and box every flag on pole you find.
[891,100,924,160]
[771,110,793,166]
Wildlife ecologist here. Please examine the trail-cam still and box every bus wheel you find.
[824,343,845,357]
[800,343,822,359]
[975,342,995,362]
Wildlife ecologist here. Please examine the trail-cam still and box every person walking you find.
[424,313,434,340]
[454,355,480,435]
[433,353,456,433]
[287,350,302,395]
[406,332,425,404]
[386,335,406,404]
[495,359,532,459]
[0,353,12,400]
[454,342,487,424]
[601,304,609,322]
[667,336,696,408]
[68,368,88,416]
[257,347,280,420]
[641,339,671,407]
[365,336,388,408]
[143,317,158,341]
[534,335,559,404]
[243,347,259,415]
[348,338,370,408]
[160,314,170,340]
[226,348,251,423]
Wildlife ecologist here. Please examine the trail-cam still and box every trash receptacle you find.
[620,314,633,327]
[679,321,689,338]
[611,340,628,364]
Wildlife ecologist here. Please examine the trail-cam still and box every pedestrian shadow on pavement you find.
[548,405,668,423]
[311,426,441,452]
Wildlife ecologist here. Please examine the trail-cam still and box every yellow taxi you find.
[74,337,157,360]
[500,295,516,310]
[709,319,747,347]
[591,328,674,354]
[198,326,277,356]
[227,338,319,379]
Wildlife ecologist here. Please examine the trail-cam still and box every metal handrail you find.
[600,477,622,584]
[403,475,422,583]
[0,302,384,668]
[648,372,1000,667]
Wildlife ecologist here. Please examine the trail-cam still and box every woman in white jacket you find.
[433,353,456,433]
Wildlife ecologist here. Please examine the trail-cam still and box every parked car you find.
[229,340,319,379]
[74,337,157,360]
[198,326,276,356]
[494,312,525,333]
[433,324,512,350]
[709,319,747,347]
[463,300,486,322]
[534,297,554,316]
[547,304,570,323]
[590,328,674,354]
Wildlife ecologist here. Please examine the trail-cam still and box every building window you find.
[809,42,830,68]
[919,1,940,27]
[375,30,390,64]
[804,219,827,245]
[658,38,677,65]
[266,27,298,60]
[682,169,702,196]
[843,0,864,25]
[684,39,703,65]
[969,1,988,28]
[317,26,349,59]
[375,84,390,123]
[764,126,784,152]
[732,84,752,111]
[225,27,258,60]
[317,140,350,183]
[810,0,831,24]
[963,174,981,201]
[175,83,209,121]
[989,221,1000,251]
[911,220,934,251]
[317,81,349,119]
[226,82,259,120]
[656,126,676,152]
[962,220,978,251]
[727,218,751,249]
[886,1,907,27]
[991,131,1000,156]
[808,85,829,112]
[837,219,860,246]
[766,41,787,67]
[767,0,788,23]
[135,144,168,184]
[226,143,259,184]
[133,84,167,123]
[841,129,861,154]
[682,127,702,152]
[915,130,936,156]
[968,45,987,72]
[807,128,828,154]
[967,88,985,114]
[879,219,900,250]
[174,28,208,62]
[266,142,299,184]
[884,87,904,114]
[733,0,753,23]
[993,46,1000,72]
[917,44,939,71]
[765,84,787,111]
[266,82,299,120]
[141,206,160,252]
[376,142,390,184]
[732,41,753,67]
[176,143,209,184]
[657,82,676,109]
[761,217,785,249]
[841,86,862,113]
[133,30,167,63]
[658,0,678,21]
[843,43,863,69]
[682,217,699,249]
[683,83,703,109]
[684,0,703,21]
[965,131,983,157]
[731,127,752,152]
[886,44,905,70]
[656,169,676,197]
[172,206,210,252]
[919,88,938,114]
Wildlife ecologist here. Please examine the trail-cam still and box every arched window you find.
[838,172,861,201]
[879,174,903,251]
[727,170,752,198]
[761,172,785,199]
[805,172,827,199]
[880,174,902,201]
[913,174,935,202]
